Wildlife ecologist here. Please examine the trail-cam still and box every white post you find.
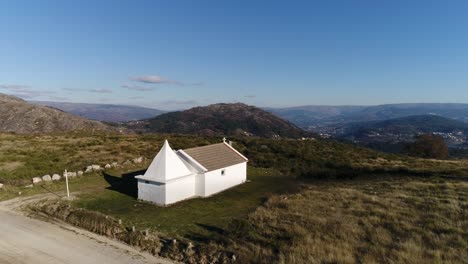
[64,169,70,199]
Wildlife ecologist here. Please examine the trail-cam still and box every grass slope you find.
[0,133,467,263]
[227,176,467,263]
[74,167,298,238]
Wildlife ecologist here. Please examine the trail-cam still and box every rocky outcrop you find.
[85,166,93,173]
[32,177,42,184]
[42,175,52,182]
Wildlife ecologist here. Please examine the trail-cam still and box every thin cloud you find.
[0,84,30,90]
[62,88,83,92]
[0,84,55,98]
[131,75,183,85]
[121,84,155,91]
[244,95,256,98]
[89,89,112,93]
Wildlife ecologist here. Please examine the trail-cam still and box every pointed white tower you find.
[142,140,192,182]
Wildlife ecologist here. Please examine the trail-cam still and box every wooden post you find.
[65,169,70,199]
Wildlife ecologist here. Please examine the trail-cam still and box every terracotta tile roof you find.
[182,143,247,171]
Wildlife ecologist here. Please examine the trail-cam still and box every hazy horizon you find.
[24,96,468,112]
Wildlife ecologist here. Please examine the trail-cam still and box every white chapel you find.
[136,139,248,205]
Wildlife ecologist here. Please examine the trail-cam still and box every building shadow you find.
[102,169,147,199]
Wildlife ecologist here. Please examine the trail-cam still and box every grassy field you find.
[1,132,468,263]
[2,132,468,186]
[73,167,298,238]
[226,176,468,263]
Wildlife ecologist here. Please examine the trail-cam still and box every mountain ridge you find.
[31,101,165,123]
[126,103,308,138]
[0,93,117,134]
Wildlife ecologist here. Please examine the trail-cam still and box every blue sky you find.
[1,0,468,110]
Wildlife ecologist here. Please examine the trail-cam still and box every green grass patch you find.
[73,166,298,238]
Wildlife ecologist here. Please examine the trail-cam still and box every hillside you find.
[127,103,307,138]
[1,133,467,263]
[268,103,468,129]
[0,93,115,134]
[31,101,165,123]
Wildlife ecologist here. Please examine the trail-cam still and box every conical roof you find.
[143,140,193,182]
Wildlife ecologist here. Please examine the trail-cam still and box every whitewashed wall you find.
[164,175,196,205]
[137,179,166,205]
[195,173,205,197]
[138,162,247,205]
[203,162,247,197]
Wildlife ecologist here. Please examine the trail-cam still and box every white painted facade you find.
[136,140,247,206]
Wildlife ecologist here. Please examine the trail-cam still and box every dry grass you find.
[227,176,468,264]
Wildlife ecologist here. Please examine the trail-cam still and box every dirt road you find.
[0,195,173,264]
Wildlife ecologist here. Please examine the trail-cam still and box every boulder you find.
[91,164,101,171]
[104,164,111,169]
[85,166,93,173]
[77,171,83,176]
[123,160,132,166]
[111,162,118,167]
[32,177,42,184]
[52,174,61,181]
[25,184,33,188]
[0,183,3,189]
[132,157,144,164]
[42,175,52,182]
[66,172,77,178]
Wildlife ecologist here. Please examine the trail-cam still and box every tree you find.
[406,134,449,159]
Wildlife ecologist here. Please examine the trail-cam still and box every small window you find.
[221,169,226,176]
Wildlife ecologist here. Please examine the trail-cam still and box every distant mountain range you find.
[31,101,165,123]
[328,115,468,153]
[0,94,116,134]
[266,103,468,129]
[126,103,308,138]
[5,94,468,145]
[338,115,468,137]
